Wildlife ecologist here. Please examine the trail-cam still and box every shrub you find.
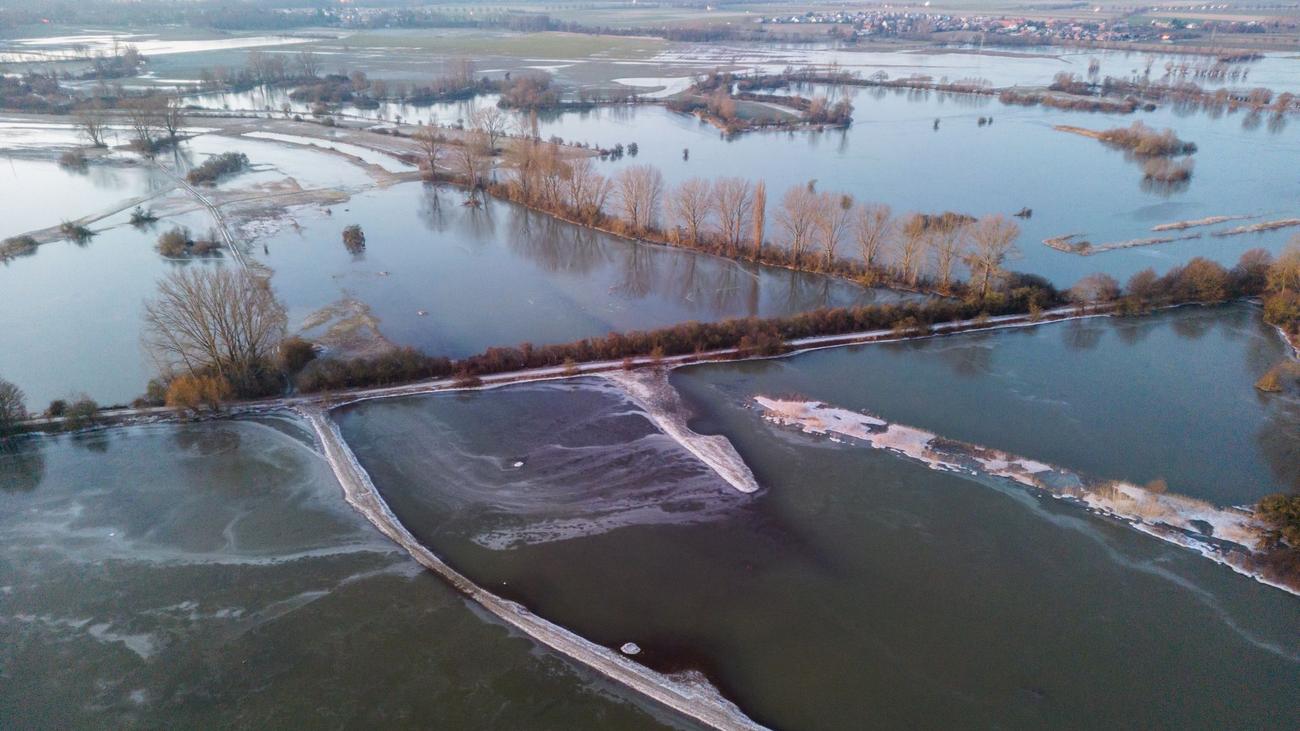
[0,378,26,439]
[1258,493,1300,546]
[278,337,318,375]
[58,149,87,168]
[0,235,38,260]
[62,397,99,431]
[342,224,366,253]
[166,374,232,413]
[59,221,94,242]
[186,152,249,185]
[129,206,158,226]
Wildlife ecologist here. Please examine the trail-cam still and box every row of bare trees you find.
[478,140,1022,298]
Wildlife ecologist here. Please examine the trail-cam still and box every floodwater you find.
[0,156,172,240]
[0,418,673,729]
[186,79,1300,289]
[336,305,1300,730]
[675,302,1300,506]
[255,182,911,358]
[0,206,223,410]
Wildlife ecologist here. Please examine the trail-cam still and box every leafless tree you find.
[143,268,287,396]
[712,177,753,255]
[1268,236,1300,295]
[614,165,665,233]
[964,215,1021,299]
[1069,272,1121,312]
[123,96,164,150]
[752,180,767,258]
[161,98,185,140]
[75,104,110,147]
[565,157,612,223]
[0,377,26,439]
[669,178,713,246]
[930,217,970,293]
[450,131,490,203]
[412,126,447,175]
[777,183,819,263]
[853,203,893,281]
[898,214,932,286]
[471,106,511,153]
[296,48,322,79]
[814,191,854,267]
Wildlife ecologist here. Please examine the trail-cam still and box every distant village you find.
[758,7,1292,44]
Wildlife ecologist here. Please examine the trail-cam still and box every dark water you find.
[256,182,911,358]
[0,420,674,729]
[676,303,1300,505]
[337,307,1300,730]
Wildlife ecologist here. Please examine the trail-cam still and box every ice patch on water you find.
[605,370,759,494]
[754,396,1296,597]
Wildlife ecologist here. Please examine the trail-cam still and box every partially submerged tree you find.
[712,177,753,255]
[143,268,287,397]
[614,165,665,233]
[852,203,893,282]
[669,177,712,246]
[342,224,366,253]
[964,214,1020,300]
[75,104,110,147]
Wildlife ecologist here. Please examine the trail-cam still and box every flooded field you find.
[254,182,909,359]
[0,419,672,728]
[0,206,223,408]
[178,60,1300,289]
[335,305,1300,730]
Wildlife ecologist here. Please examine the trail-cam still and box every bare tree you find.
[296,48,322,79]
[853,203,893,282]
[450,131,490,203]
[669,178,713,246]
[0,377,26,439]
[712,177,753,255]
[471,107,511,154]
[930,216,970,293]
[964,215,1020,299]
[898,214,932,286]
[777,183,819,263]
[143,268,287,397]
[123,97,164,151]
[161,98,185,140]
[565,157,612,224]
[614,165,665,233]
[75,104,110,147]
[1069,272,1121,312]
[412,126,447,175]
[1267,236,1300,295]
[752,180,767,258]
[814,192,854,267]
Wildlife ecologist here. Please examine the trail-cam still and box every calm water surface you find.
[336,306,1300,730]
[256,182,910,358]
[0,419,673,729]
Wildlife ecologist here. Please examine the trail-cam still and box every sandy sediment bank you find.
[1211,218,1300,237]
[301,407,767,731]
[753,396,1299,598]
[1152,214,1254,232]
[1044,231,1200,255]
[603,369,760,494]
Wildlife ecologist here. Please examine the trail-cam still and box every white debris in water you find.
[753,395,1292,596]
[621,642,641,655]
[605,370,759,494]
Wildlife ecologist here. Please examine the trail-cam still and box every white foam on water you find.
[753,396,1297,598]
[605,370,759,494]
